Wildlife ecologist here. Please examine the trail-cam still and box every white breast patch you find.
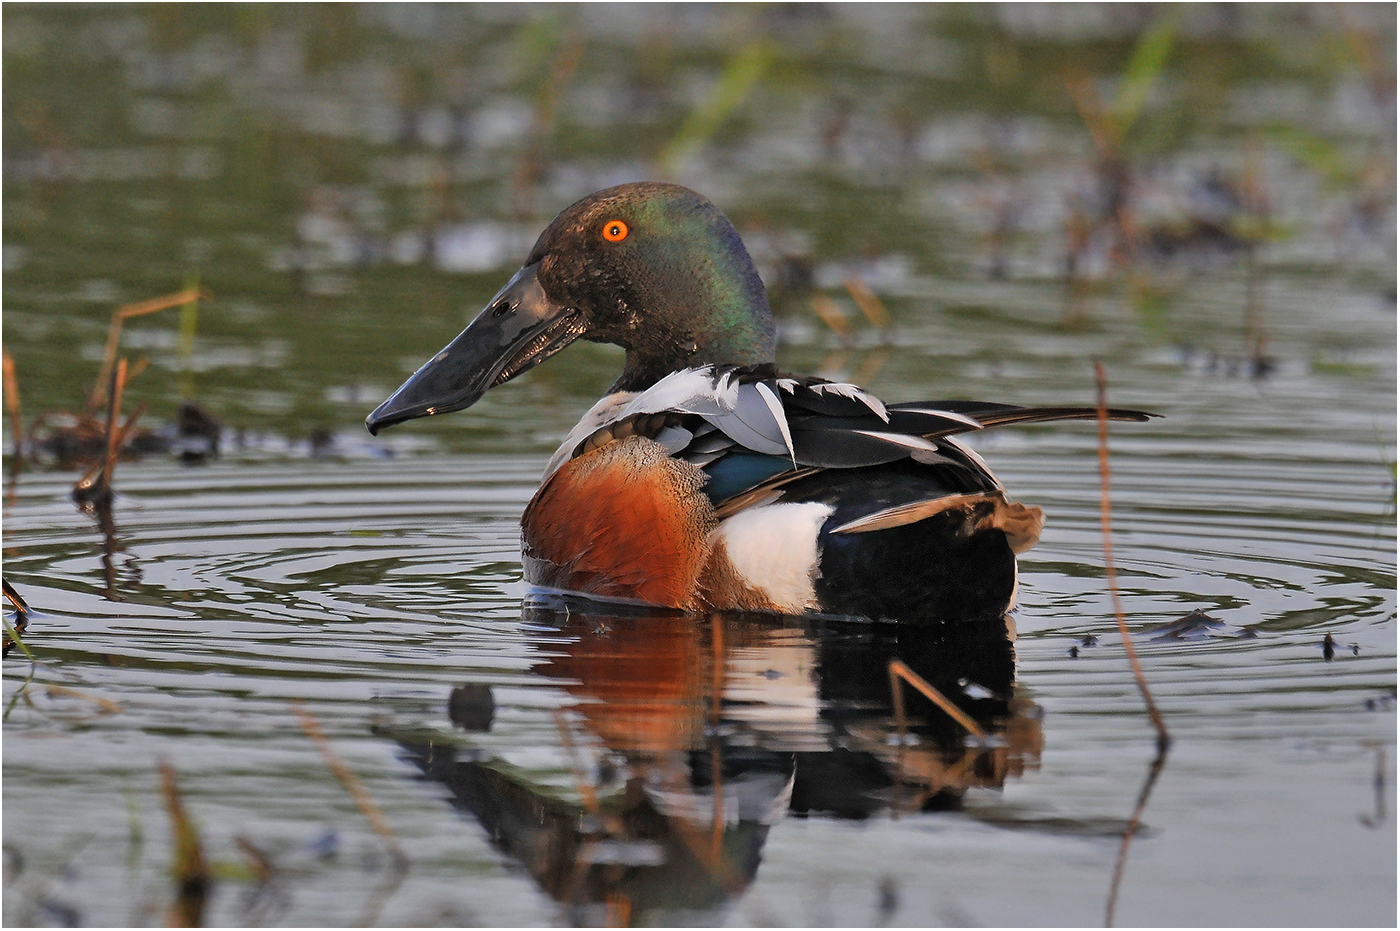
[710,501,836,613]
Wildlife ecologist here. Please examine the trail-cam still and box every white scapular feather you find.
[621,367,724,418]
[710,384,790,456]
[811,382,889,422]
[754,381,796,462]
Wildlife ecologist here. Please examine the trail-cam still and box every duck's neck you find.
[609,239,776,393]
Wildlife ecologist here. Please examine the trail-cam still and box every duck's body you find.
[367,183,1151,623]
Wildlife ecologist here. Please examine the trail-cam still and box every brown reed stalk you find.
[73,403,147,497]
[844,277,893,330]
[100,358,127,495]
[1094,362,1169,748]
[1096,361,1171,928]
[4,351,23,467]
[291,701,407,870]
[89,288,208,414]
[809,295,853,339]
[159,761,210,928]
[75,360,145,505]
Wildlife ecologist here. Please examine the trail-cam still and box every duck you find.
[366,182,1152,623]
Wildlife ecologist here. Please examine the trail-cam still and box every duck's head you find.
[366,182,775,435]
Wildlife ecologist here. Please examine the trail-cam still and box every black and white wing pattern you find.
[544,364,1156,506]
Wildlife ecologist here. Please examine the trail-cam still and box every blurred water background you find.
[3,4,1396,926]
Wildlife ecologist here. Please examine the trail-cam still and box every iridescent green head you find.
[527,181,776,390]
[367,183,776,433]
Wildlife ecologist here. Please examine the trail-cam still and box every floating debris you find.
[1147,608,1227,640]
[171,401,221,464]
[447,683,495,732]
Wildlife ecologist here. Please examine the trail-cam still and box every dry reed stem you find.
[291,701,407,869]
[1065,72,1119,156]
[233,836,276,885]
[888,662,907,818]
[159,761,210,928]
[42,683,122,715]
[1093,362,1170,748]
[844,277,893,329]
[809,295,852,338]
[4,351,23,465]
[3,578,31,618]
[100,358,127,495]
[854,346,892,387]
[90,288,208,413]
[74,403,147,495]
[888,659,986,739]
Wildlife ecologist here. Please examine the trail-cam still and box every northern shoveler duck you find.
[366,182,1152,622]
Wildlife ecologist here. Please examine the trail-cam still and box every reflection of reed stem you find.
[553,709,602,817]
[710,615,725,867]
[1104,742,1168,927]
[888,660,985,738]
[888,661,907,818]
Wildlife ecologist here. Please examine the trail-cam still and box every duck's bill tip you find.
[363,261,583,436]
[364,382,485,435]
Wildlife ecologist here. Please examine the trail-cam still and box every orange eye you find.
[602,219,629,242]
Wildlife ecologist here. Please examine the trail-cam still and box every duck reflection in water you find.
[386,599,1042,925]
